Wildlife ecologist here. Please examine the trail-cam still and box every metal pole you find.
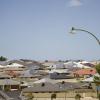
[71,27,100,45]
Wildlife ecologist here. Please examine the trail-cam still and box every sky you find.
[0,0,100,61]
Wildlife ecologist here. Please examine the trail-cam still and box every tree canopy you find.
[75,94,81,100]
[94,63,100,84]
[95,63,100,75]
[0,56,7,61]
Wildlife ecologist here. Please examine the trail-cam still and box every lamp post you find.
[70,27,100,45]
[70,27,100,98]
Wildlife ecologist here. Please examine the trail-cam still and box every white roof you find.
[80,61,90,64]
[64,61,90,68]
[42,62,55,66]
[74,62,90,68]
[51,63,64,69]
[33,78,56,84]
[0,65,5,68]
[49,69,68,73]
[6,63,23,67]
[82,77,93,82]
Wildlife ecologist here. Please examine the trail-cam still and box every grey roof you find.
[20,69,47,78]
[0,61,8,66]
[5,90,21,100]
[64,61,76,68]
[22,83,61,92]
[3,60,26,66]
[33,78,57,84]
[22,82,88,93]
[19,70,34,78]
[0,60,47,70]
[56,82,84,90]
[0,73,11,78]
[52,62,65,69]
[23,60,45,69]
[0,79,20,85]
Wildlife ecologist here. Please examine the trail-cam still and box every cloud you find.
[69,0,82,7]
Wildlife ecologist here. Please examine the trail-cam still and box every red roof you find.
[6,70,20,77]
[73,68,96,75]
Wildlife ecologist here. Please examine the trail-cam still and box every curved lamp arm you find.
[70,27,100,45]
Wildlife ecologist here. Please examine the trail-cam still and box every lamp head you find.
[70,27,76,34]
[71,27,75,31]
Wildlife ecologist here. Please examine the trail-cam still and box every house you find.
[0,65,6,69]
[73,68,96,78]
[90,60,100,65]
[33,78,57,84]
[2,67,25,79]
[19,69,48,79]
[49,69,73,79]
[42,61,57,67]
[64,61,91,69]
[5,70,21,78]
[0,73,12,79]
[21,82,96,100]
[81,77,94,83]
[6,63,23,68]
[48,62,65,69]
[0,79,20,91]
[22,60,45,70]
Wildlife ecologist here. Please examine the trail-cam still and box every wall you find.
[21,89,98,100]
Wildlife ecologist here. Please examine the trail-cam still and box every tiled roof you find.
[73,68,96,75]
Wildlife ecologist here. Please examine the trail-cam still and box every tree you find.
[88,83,92,89]
[61,81,65,84]
[94,64,100,83]
[75,94,81,100]
[45,60,48,62]
[98,94,100,100]
[94,64,100,98]
[95,64,100,75]
[51,94,56,100]
[41,83,45,87]
[0,56,7,61]
[27,93,34,100]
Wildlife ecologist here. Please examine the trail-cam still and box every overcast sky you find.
[0,0,100,61]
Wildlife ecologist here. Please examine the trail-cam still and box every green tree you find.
[41,83,45,87]
[61,81,65,84]
[51,94,56,100]
[0,56,7,61]
[27,93,34,100]
[98,94,100,100]
[94,64,100,83]
[45,60,48,62]
[75,94,81,100]
[95,64,100,75]
[94,64,100,98]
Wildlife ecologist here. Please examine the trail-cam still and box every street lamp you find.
[70,27,100,45]
[70,27,100,98]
